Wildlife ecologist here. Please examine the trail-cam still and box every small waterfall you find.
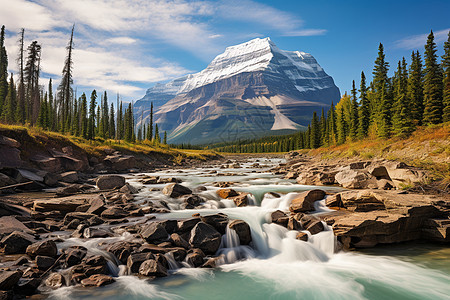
[164,252,181,270]
[216,223,256,264]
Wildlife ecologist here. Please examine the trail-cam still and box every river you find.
[48,158,450,300]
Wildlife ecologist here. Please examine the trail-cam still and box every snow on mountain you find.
[135,37,340,144]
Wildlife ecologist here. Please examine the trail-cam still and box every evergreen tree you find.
[443,31,450,122]
[337,105,347,144]
[358,71,370,138]
[57,25,75,131]
[423,30,444,125]
[24,41,41,124]
[0,25,8,117]
[163,131,167,144]
[309,111,320,148]
[80,93,88,138]
[407,51,424,125]
[154,123,160,143]
[378,85,392,138]
[327,101,337,144]
[37,93,48,129]
[109,103,115,139]
[117,102,123,140]
[320,108,327,146]
[349,80,359,139]
[147,102,153,140]
[87,90,97,140]
[72,97,79,136]
[47,79,55,130]
[1,74,16,123]
[392,59,414,137]
[15,29,26,124]
[96,106,100,136]
[371,43,389,133]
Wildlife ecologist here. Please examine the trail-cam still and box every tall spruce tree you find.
[442,31,450,122]
[358,71,370,138]
[320,108,327,146]
[163,131,167,144]
[24,41,41,124]
[1,74,16,123]
[337,105,347,144]
[117,101,123,140]
[154,123,160,143]
[0,25,8,117]
[57,25,75,131]
[407,51,424,125]
[109,103,115,139]
[87,90,97,140]
[15,28,26,124]
[310,111,320,148]
[147,102,153,140]
[80,93,88,138]
[372,43,390,134]
[349,80,359,140]
[327,101,337,144]
[423,30,444,125]
[392,59,414,137]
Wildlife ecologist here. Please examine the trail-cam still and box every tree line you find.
[0,25,166,145]
[213,30,450,153]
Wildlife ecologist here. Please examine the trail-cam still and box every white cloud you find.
[1,0,326,99]
[394,28,450,49]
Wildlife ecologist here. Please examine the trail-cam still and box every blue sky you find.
[1,0,449,102]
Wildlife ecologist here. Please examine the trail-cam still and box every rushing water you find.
[49,158,450,300]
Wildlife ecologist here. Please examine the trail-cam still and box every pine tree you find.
[1,74,16,123]
[320,108,327,146]
[87,90,97,140]
[309,111,320,148]
[117,102,123,140]
[96,106,100,136]
[327,102,337,144]
[80,93,88,138]
[147,102,153,140]
[24,41,41,124]
[371,43,390,133]
[358,71,370,138]
[37,93,48,129]
[423,30,444,125]
[392,59,414,137]
[15,29,26,124]
[407,51,424,125]
[154,123,160,143]
[57,25,75,132]
[349,80,359,139]
[163,131,167,144]
[109,103,115,139]
[72,97,79,136]
[442,31,450,122]
[0,25,8,117]
[47,79,55,130]
[337,105,347,144]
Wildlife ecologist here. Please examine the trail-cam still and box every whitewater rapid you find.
[48,158,450,300]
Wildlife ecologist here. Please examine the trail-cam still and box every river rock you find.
[202,255,225,268]
[287,217,302,230]
[26,240,57,258]
[65,246,87,267]
[0,270,22,291]
[33,198,85,214]
[127,253,154,274]
[0,173,15,188]
[296,232,308,241]
[189,222,221,254]
[96,175,126,190]
[325,194,343,208]
[306,220,324,235]
[201,213,229,234]
[86,196,106,215]
[216,189,239,199]
[139,259,168,277]
[45,272,65,289]
[334,169,376,189]
[101,207,128,219]
[36,255,56,270]
[0,216,33,235]
[181,194,203,209]
[106,241,139,265]
[162,183,192,198]
[14,277,41,295]
[140,222,169,243]
[289,189,326,213]
[81,274,115,287]
[59,171,78,183]
[228,220,252,245]
[185,250,204,267]
[64,212,96,225]
[170,233,190,249]
[103,154,136,171]
[271,210,289,227]
[0,231,35,254]
[177,218,201,233]
[231,192,249,207]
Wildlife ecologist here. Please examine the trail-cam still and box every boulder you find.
[296,232,308,241]
[86,197,106,215]
[170,233,190,249]
[185,251,204,267]
[201,213,229,234]
[231,193,249,207]
[335,169,376,189]
[64,212,96,225]
[139,259,168,277]
[284,172,297,179]
[30,154,61,173]
[289,189,326,213]
[228,220,252,245]
[14,277,41,295]
[271,210,289,227]
[45,272,65,289]
[181,194,203,208]
[81,274,115,287]
[140,222,169,243]
[106,241,139,265]
[101,207,128,219]
[287,217,302,231]
[177,218,201,233]
[162,183,192,198]
[0,135,20,148]
[0,270,22,291]
[36,255,56,270]
[96,175,126,190]
[127,253,154,274]
[325,194,343,208]
[33,198,85,214]
[0,173,15,188]
[0,231,35,254]
[306,221,324,235]
[103,154,136,171]
[65,247,87,267]
[83,228,113,238]
[26,240,57,258]
[216,189,239,199]
[0,216,33,235]
[189,222,222,254]
[59,171,78,183]
[202,255,225,268]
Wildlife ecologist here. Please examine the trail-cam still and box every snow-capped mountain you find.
[134,37,340,144]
